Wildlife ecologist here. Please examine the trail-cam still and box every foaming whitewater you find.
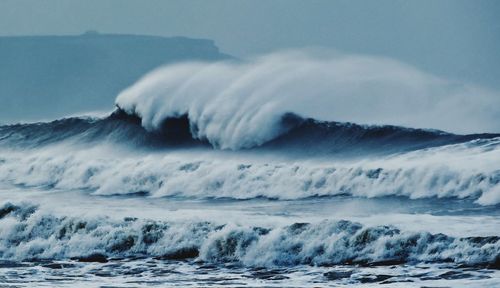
[1,51,500,287]
[0,137,499,205]
[0,202,498,267]
[116,51,500,149]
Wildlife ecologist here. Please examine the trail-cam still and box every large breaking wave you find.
[115,51,500,149]
[1,110,497,155]
[1,202,498,268]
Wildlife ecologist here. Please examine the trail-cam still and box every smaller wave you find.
[0,137,499,205]
[0,202,498,268]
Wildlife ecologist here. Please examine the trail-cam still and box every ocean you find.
[0,55,499,287]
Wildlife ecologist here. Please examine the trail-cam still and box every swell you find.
[0,202,498,268]
[0,109,497,155]
[264,114,499,156]
[0,110,204,149]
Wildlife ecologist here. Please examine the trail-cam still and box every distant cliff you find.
[0,32,231,123]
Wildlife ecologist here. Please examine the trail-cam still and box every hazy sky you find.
[1,0,499,88]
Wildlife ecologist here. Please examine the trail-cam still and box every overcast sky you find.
[1,0,499,88]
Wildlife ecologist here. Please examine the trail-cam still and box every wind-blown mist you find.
[116,51,500,150]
